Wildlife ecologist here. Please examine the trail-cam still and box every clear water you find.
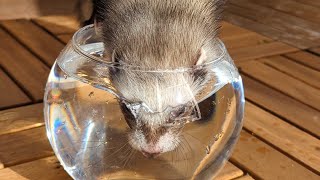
[44,45,244,180]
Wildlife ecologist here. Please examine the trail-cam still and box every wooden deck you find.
[0,11,319,180]
[225,0,320,49]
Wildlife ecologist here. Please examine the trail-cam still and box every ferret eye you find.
[170,106,187,119]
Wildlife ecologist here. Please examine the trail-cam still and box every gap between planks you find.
[0,155,242,180]
[0,68,31,109]
[230,130,319,179]
[309,47,320,55]
[284,51,320,71]
[0,27,50,101]
[243,102,320,173]
[239,60,320,111]
[261,56,320,89]
[247,0,320,24]
[1,19,65,67]
[0,103,44,136]
[241,75,320,139]
[0,126,54,167]
[220,21,299,61]
[226,0,320,49]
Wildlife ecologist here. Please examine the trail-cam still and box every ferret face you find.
[112,70,206,158]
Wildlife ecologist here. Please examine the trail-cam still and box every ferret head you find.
[97,0,224,157]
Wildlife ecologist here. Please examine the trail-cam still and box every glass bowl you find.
[44,24,245,180]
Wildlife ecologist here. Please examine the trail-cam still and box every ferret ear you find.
[195,46,209,66]
[195,43,217,66]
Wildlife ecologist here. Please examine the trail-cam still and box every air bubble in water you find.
[88,92,94,97]
[206,146,211,154]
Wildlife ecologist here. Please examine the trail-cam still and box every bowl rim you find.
[71,24,229,72]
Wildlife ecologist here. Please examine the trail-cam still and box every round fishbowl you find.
[44,24,245,180]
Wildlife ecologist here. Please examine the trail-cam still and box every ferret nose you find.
[141,150,160,158]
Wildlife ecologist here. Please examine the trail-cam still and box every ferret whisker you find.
[106,145,131,166]
[169,147,177,166]
[177,144,184,161]
[180,142,190,173]
[182,132,207,148]
[181,136,193,157]
[105,142,129,160]
[118,147,133,167]
[180,140,192,174]
[123,148,135,168]
[127,150,137,170]
[181,145,190,174]
[180,141,189,161]
[171,148,176,164]
[174,146,180,164]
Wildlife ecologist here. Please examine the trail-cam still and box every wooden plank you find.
[0,0,78,20]
[234,175,254,180]
[0,69,30,109]
[1,19,65,67]
[0,157,241,180]
[224,7,317,49]
[222,32,273,49]
[0,103,44,136]
[261,56,320,89]
[309,47,320,55]
[220,22,253,39]
[0,127,53,166]
[294,0,320,8]
[228,42,298,62]
[242,75,320,138]
[0,28,50,101]
[284,51,320,71]
[33,16,80,35]
[215,162,243,180]
[57,34,73,44]
[228,0,320,46]
[230,131,319,180]
[240,61,320,110]
[0,156,71,180]
[252,0,320,24]
[244,102,320,172]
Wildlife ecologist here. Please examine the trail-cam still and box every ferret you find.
[92,0,226,158]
